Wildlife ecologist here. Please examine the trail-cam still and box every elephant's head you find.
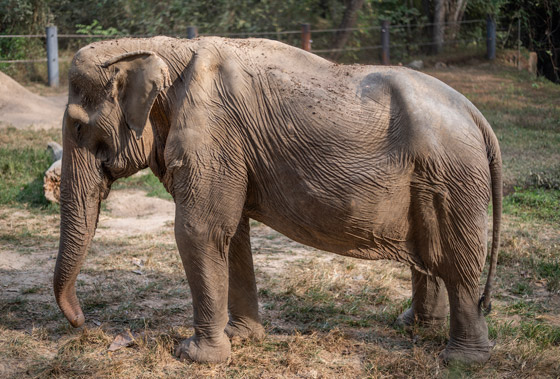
[54,46,171,327]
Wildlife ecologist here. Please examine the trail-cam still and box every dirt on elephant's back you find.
[0,71,66,129]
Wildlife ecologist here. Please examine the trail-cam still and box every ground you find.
[0,60,559,378]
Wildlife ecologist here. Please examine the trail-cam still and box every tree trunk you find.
[433,0,446,54]
[422,0,432,22]
[329,0,365,60]
[447,0,468,41]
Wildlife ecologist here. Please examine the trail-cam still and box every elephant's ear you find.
[102,51,171,139]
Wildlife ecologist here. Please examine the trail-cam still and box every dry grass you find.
[1,62,559,377]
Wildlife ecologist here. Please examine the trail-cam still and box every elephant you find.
[53,36,502,365]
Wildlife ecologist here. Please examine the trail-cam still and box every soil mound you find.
[0,71,66,129]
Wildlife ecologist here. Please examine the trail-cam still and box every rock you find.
[434,61,447,69]
[108,332,136,352]
[407,60,424,70]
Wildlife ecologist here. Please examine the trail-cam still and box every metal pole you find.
[46,26,59,87]
[187,26,198,39]
[301,23,311,52]
[381,20,390,65]
[486,15,496,60]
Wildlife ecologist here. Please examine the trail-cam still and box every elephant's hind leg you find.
[436,189,492,363]
[441,276,491,364]
[396,267,448,327]
[225,216,265,340]
[410,175,491,364]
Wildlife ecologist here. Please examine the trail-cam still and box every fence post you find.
[381,20,390,65]
[187,26,198,39]
[301,23,311,52]
[486,15,496,60]
[46,25,59,87]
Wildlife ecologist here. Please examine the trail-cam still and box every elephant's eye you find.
[74,121,82,134]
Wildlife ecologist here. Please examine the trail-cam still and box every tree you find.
[329,0,365,60]
[432,0,469,53]
[433,0,445,53]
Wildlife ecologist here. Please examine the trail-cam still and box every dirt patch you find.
[0,71,66,129]
[97,189,175,238]
[0,250,31,270]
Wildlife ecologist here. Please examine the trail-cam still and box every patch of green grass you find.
[489,121,560,188]
[521,322,560,347]
[0,147,59,210]
[511,280,533,296]
[0,126,61,149]
[503,188,560,223]
[534,259,560,293]
[489,316,560,349]
[275,276,391,331]
[22,285,42,295]
[279,290,349,331]
[112,170,172,200]
[505,300,546,318]
[0,127,61,212]
[375,298,412,325]
[0,227,33,243]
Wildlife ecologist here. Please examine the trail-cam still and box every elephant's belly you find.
[246,178,414,262]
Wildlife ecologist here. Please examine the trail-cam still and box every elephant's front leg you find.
[172,168,246,363]
[225,216,266,340]
[174,217,232,363]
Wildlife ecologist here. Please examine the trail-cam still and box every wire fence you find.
[0,18,496,86]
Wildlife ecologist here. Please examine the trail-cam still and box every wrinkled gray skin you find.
[54,36,502,364]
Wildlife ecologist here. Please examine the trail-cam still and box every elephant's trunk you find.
[54,144,106,327]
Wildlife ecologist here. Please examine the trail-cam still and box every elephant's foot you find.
[395,307,415,327]
[395,307,446,328]
[225,318,266,341]
[440,338,492,365]
[175,333,231,363]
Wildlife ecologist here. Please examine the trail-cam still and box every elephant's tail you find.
[472,109,502,315]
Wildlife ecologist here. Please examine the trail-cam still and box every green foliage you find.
[496,0,560,82]
[0,0,51,77]
[75,19,120,36]
[74,19,122,45]
[0,0,51,34]
[467,0,509,17]
[47,0,326,36]
[7,0,556,74]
